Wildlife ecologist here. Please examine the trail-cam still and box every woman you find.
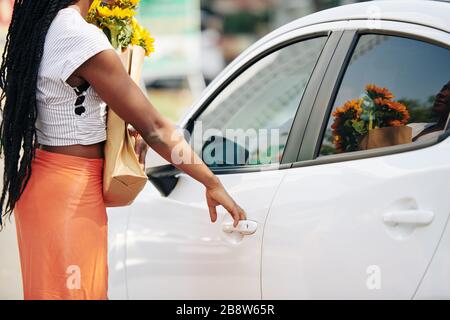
[0,0,246,300]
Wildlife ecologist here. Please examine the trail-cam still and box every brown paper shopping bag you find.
[103,46,147,207]
[359,126,412,150]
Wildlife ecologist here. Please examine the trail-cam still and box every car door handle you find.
[383,209,434,226]
[222,220,258,235]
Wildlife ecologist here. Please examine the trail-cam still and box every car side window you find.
[319,34,450,157]
[191,36,327,168]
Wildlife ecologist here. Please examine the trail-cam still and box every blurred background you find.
[137,0,367,121]
[0,0,367,299]
[0,0,368,121]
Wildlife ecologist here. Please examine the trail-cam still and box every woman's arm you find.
[75,49,246,227]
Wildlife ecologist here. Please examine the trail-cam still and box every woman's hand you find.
[134,136,149,169]
[205,178,247,228]
[129,125,149,169]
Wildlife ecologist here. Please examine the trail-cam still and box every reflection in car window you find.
[319,34,450,156]
[193,37,327,167]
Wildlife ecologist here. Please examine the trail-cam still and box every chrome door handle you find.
[383,209,434,226]
[222,220,258,235]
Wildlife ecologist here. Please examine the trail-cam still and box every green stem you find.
[109,27,119,49]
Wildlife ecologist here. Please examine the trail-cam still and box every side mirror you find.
[146,164,180,197]
[145,148,179,197]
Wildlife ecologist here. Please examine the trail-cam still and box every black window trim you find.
[295,28,450,168]
[281,30,344,165]
[181,30,344,175]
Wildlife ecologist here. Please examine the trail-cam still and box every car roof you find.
[273,0,450,35]
[227,1,449,76]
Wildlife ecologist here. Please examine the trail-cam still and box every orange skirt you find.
[13,148,108,300]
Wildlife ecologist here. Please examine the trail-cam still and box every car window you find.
[319,34,450,157]
[191,36,327,167]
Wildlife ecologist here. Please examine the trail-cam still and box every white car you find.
[107,0,450,300]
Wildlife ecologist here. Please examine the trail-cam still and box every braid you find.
[0,0,77,229]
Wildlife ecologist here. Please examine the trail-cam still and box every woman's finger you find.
[238,205,247,221]
[232,205,241,227]
[208,205,217,223]
[139,142,147,165]
[133,136,139,154]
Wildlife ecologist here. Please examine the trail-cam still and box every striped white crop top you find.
[36,7,114,146]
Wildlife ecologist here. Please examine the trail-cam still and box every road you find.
[0,157,23,299]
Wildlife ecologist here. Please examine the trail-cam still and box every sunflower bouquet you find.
[332,84,411,152]
[87,0,155,56]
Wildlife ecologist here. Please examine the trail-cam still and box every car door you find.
[262,22,450,299]
[122,25,346,299]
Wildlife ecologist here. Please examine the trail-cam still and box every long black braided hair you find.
[0,0,79,228]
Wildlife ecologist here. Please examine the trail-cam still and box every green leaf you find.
[352,120,367,135]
